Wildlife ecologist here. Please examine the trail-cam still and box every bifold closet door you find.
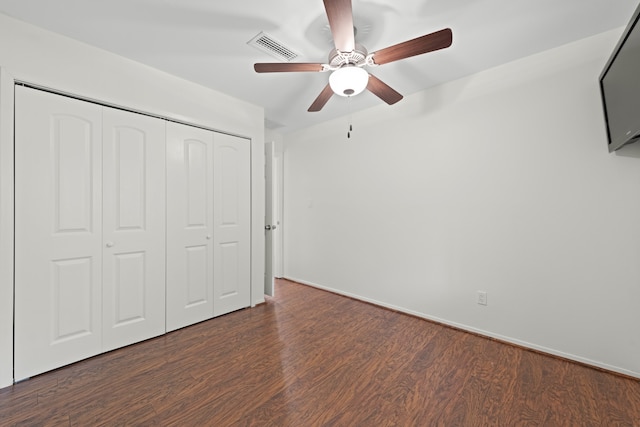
[166,126,251,328]
[101,108,166,352]
[166,122,215,331]
[213,133,251,316]
[15,87,167,379]
[14,86,103,380]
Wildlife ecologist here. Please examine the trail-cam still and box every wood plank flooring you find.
[2,278,640,426]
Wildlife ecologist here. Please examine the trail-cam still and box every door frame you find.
[273,147,284,278]
[0,68,14,388]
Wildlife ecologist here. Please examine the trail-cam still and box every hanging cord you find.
[347,96,353,139]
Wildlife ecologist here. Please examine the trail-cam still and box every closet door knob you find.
[206,235,212,240]
[105,242,114,248]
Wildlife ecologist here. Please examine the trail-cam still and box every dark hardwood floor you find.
[2,279,639,426]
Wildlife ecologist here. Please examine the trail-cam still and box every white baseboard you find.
[284,276,640,380]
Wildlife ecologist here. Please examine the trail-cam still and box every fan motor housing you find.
[329,44,368,67]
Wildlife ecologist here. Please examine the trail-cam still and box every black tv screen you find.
[600,2,640,152]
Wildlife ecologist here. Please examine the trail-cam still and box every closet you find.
[14,86,251,380]
[165,122,251,332]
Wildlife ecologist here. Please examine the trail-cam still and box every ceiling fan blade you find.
[367,74,403,105]
[254,63,325,73]
[308,84,334,112]
[323,0,355,52]
[371,28,452,65]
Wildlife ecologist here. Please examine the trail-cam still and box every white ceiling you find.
[0,0,637,133]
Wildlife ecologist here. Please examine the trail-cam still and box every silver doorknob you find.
[265,225,277,231]
[105,242,114,248]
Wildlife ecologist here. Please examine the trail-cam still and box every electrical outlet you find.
[477,291,487,306]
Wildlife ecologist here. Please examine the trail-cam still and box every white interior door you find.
[273,148,284,279]
[264,141,275,296]
[166,122,215,331]
[213,133,252,315]
[14,86,103,380]
[102,108,166,351]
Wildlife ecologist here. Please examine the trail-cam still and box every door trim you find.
[0,68,14,388]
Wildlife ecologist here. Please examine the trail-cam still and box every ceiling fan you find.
[253,0,453,112]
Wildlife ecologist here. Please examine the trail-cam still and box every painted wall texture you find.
[283,28,640,378]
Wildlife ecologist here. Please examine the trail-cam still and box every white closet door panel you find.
[102,108,166,351]
[14,86,103,380]
[166,122,214,331]
[213,133,251,316]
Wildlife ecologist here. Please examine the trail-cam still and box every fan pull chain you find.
[347,97,353,139]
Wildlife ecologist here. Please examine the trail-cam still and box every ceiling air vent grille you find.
[248,32,299,62]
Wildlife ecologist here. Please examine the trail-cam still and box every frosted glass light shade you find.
[329,66,369,97]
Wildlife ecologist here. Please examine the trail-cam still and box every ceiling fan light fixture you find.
[329,66,368,97]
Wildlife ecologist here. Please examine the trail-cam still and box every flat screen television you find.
[600,2,640,152]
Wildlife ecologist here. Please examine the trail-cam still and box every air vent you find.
[248,32,299,62]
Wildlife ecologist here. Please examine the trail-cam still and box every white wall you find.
[0,13,265,388]
[283,28,640,378]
